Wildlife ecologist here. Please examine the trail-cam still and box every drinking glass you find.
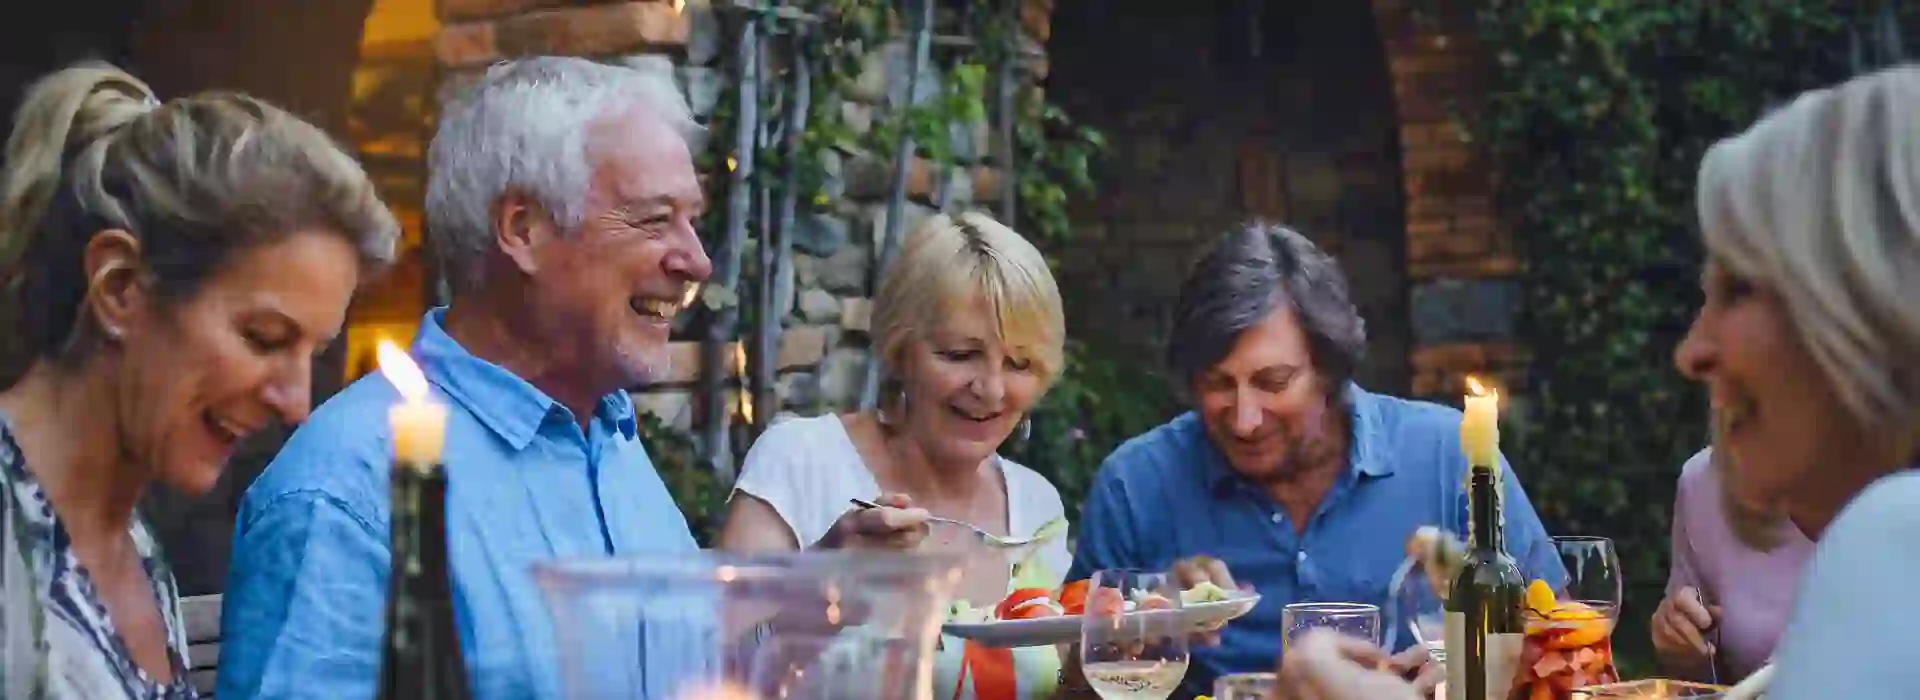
[1281,602,1381,652]
[1514,536,1624,699]
[1212,671,1275,700]
[1080,569,1190,700]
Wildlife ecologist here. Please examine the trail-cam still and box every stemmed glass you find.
[1079,569,1190,700]
[1514,536,1624,699]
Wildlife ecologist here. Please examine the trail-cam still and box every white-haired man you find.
[218,56,927,700]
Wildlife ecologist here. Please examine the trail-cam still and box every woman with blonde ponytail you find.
[0,63,398,698]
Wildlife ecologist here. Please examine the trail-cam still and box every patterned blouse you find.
[0,417,196,699]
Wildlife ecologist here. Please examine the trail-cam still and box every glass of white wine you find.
[1079,569,1190,700]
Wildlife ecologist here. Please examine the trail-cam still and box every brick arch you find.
[1026,0,1520,399]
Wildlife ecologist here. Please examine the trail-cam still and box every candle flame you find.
[1465,375,1496,399]
[377,340,430,402]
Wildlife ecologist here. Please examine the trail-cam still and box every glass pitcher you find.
[533,550,968,700]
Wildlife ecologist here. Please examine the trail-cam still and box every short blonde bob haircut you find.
[871,211,1066,406]
[1696,64,1920,449]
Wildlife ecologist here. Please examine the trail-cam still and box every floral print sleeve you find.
[3,421,50,699]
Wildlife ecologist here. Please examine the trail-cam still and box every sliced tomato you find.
[1006,602,1062,620]
[995,588,1054,620]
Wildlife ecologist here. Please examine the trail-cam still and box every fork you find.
[847,498,1064,550]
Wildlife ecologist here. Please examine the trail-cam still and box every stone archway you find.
[1036,0,1522,400]
[1042,0,1414,394]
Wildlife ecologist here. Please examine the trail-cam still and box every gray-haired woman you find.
[1277,63,1920,700]
[0,63,398,698]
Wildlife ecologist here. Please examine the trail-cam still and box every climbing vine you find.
[1471,0,1913,672]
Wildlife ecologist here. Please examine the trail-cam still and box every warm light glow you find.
[734,344,753,425]
[1465,375,1495,398]
[726,156,739,172]
[378,340,430,401]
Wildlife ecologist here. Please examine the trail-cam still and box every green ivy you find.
[1473,0,1911,671]
[1000,342,1180,515]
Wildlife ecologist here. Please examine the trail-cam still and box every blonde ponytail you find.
[0,62,156,275]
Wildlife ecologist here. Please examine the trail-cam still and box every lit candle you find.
[1460,376,1500,468]
[378,340,447,467]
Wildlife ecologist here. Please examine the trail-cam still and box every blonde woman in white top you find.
[723,211,1073,700]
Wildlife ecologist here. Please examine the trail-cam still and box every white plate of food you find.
[941,581,1261,648]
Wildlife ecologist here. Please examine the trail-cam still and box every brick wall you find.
[1371,0,1525,401]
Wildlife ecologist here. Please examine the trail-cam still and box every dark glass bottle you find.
[1443,462,1526,700]
[377,460,473,699]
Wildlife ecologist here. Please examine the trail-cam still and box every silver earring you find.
[1016,416,1032,442]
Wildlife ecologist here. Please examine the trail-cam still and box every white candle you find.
[378,340,447,467]
[1460,376,1500,468]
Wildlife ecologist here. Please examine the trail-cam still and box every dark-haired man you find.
[1067,223,1562,697]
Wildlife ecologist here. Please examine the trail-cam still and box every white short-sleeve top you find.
[731,414,1072,700]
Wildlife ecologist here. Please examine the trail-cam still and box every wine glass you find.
[1281,602,1381,652]
[1513,536,1624,699]
[1080,569,1190,700]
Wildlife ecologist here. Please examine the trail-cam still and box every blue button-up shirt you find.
[218,309,697,700]
[1067,386,1562,697]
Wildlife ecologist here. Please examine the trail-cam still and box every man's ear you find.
[493,190,556,275]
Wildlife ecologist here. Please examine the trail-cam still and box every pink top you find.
[1665,447,1815,682]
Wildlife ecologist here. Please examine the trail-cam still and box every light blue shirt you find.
[1767,468,1920,700]
[217,309,698,700]
[1067,385,1563,698]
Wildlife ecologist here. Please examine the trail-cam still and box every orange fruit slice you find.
[1525,579,1557,616]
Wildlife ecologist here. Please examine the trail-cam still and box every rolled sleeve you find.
[218,489,388,700]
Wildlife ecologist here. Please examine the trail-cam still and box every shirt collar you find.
[408,308,638,450]
[1203,382,1395,496]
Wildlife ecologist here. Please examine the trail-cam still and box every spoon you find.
[848,498,1065,550]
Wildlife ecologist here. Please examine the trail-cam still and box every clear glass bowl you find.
[533,550,969,700]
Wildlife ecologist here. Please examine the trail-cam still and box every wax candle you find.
[378,340,447,467]
[1460,376,1500,468]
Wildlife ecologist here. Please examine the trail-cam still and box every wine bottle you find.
[1442,461,1525,700]
[376,459,474,700]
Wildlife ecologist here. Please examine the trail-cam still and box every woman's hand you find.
[1276,630,1425,700]
[813,493,932,551]
[1651,585,1719,679]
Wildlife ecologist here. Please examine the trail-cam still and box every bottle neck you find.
[1467,465,1503,554]
[392,462,455,601]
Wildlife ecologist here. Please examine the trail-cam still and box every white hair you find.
[1697,64,1920,441]
[424,55,700,293]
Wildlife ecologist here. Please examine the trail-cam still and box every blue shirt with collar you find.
[1067,385,1563,697]
[218,309,698,700]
